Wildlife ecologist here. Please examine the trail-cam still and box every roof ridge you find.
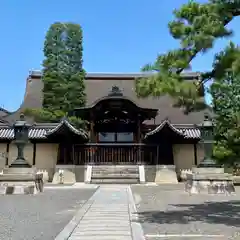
[29,71,201,78]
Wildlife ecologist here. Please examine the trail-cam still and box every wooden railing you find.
[73,143,158,165]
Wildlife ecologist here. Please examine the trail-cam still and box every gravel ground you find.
[0,188,97,240]
[131,184,240,240]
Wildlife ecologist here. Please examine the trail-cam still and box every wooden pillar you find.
[194,143,197,165]
[5,142,9,166]
[72,144,75,165]
[64,145,67,164]
[137,115,141,143]
[89,111,95,165]
[137,115,142,164]
[32,143,36,166]
[156,145,159,165]
[90,110,96,143]
[90,122,94,142]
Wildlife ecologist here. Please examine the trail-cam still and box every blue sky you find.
[0,0,239,111]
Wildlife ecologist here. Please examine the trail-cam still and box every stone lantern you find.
[0,114,43,195]
[10,113,32,168]
[197,113,220,168]
[185,113,235,194]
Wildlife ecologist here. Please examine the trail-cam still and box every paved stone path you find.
[0,188,97,240]
[64,185,143,240]
[131,185,240,240]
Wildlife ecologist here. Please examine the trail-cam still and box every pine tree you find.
[135,1,240,166]
[136,0,240,113]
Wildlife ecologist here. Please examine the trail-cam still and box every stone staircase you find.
[90,165,140,184]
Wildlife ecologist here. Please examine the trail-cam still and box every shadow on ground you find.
[135,200,240,227]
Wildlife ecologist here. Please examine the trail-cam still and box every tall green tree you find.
[42,22,66,112]
[136,0,240,113]
[62,24,86,112]
[25,22,86,128]
[211,61,240,166]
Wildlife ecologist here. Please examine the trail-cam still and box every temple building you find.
[0,71,210,183]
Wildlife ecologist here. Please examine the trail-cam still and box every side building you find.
[0,71,209,183]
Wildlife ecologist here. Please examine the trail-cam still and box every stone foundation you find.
[185,173,235,194]
[154,165,178,184]
[0,167,43,195]
[233,176,240,185]
[0,182,38,195]
[52,165,86,184]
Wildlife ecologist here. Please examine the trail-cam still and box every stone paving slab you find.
[45,183,98,189]
[72,226,130,231]
[67,185,135,240]
[145,237,224,240]
[0,188,97,240]
[131,184,240,239]
[54,185,145,240]
[69,237,133,240]
[71,230,132,236]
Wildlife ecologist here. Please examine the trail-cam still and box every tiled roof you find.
[0,124,200,140]
[2,71,210,125]
[145,121,200,139]
[28,70,201,80]
[0,118,8,124]
[179,128,200,139]
[0,127,50,140]
[0,119,88,140]
[46,119,89,139]
[0,107,10,118]
[145,120,183,138]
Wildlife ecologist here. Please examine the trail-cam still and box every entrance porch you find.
[51,86,201,183]
[53,119,201,183]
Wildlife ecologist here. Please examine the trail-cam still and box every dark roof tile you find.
[145,120,200,139]
[0,119,88,140]
[0,127,49,140]
[46,119,89,139]
[3,72,209,125]
[0,124,200,140]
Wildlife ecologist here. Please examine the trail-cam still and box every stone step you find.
[92,169,139,174]
[91,173,139,179]
[91,178,139,184]
[92,165,138,170]
[92,173,138,176]
[92,170,139,175]
[91,165,139,184]
[92,166,138,170]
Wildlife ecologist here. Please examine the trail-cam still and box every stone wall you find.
[144,143,203,183]
[0,142,59,181]
[0,142,205,183]
[0,142,81,183]
[35,143,59,181]
[173,144,195,170]
[173,143,204,178]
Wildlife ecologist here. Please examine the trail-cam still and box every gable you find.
[84,73,208,125]
[3,71,209,125]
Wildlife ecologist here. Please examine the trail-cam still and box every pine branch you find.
[176,8,240,77]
